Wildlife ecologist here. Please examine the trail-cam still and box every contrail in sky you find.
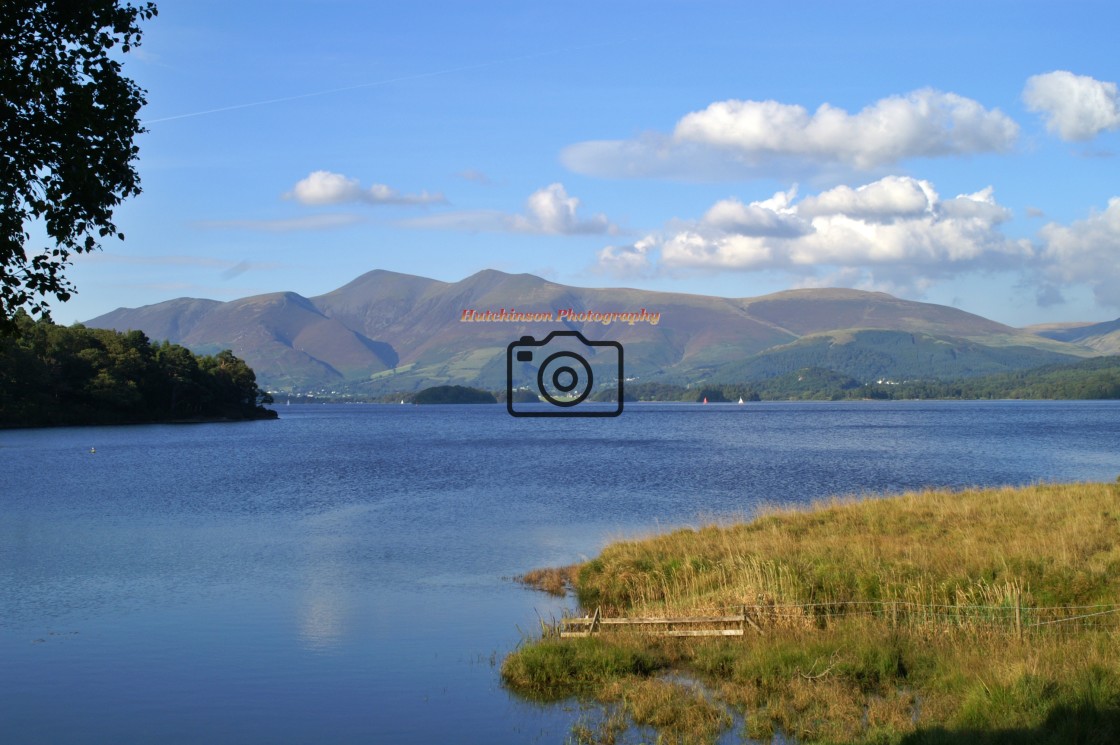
[144,41,625,125]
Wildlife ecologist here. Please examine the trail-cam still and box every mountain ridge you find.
[86,269,1110,392]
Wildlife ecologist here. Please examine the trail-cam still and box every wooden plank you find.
[562,628,742,638]
[599,615,744,625]
[560,611,752,638]
[563,615,743,625]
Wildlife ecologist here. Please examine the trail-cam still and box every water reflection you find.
[294,510,361,652]
[297,573,347,652]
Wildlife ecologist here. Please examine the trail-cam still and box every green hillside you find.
[710,329,1080,384]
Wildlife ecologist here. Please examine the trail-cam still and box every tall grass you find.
[513,564,579,597]
[504,482,1120,744]
[576,482,1120,616]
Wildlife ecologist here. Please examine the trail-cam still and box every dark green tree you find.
[0,315,277,427]
[154,340,204,416]
[0,1,157,331]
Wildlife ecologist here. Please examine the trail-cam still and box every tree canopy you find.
[1,1,157,331]
[0,313,276,427]
[411,385,497,404]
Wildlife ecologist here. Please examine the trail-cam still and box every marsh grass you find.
[503,482,1120,743]
[514,564,580,596]
[605,677,732,745]
[500,637,669,701]
[576,482,1120,616]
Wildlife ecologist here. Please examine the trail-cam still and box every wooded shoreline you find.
[0,314,276,428]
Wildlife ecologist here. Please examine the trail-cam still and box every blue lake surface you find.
[2,400,1119,743]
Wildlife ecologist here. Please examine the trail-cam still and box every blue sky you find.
[62,0,1120,328]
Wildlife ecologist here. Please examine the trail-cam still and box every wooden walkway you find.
[560,606,760,638]
[557,599,1120,639]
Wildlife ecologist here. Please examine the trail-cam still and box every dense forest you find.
[850,355,1120,400]
[0,314,276,427]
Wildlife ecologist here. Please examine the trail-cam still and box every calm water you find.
[2,401,1119,743]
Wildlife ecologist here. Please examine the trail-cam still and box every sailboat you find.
[738,396,744,404]
[702,397,708,404]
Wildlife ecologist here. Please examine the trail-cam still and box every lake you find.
[2,400,1118,743]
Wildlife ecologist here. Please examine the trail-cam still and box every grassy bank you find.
[503,482,1120,744]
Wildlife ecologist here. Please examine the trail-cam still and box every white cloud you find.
[563,89,1018,180]
[595,176,1030,296]
[595,236,657,277]
[286,170,446,206]
[661,230,776,271]
[402,183,617,235]
[797,176,936,221]
[675,90,1017,169]
[702,188,811,237]
[515,183,613,235]
[1038,198,1120,307]
[1023,71,1120,141]
[790,187,1017,267]
[594,176,1120,312]
[939,187,1011,222]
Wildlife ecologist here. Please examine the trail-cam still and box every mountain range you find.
[86,269,1118,394]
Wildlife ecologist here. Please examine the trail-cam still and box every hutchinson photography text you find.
[460,308,661,326]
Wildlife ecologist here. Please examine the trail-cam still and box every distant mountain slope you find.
[90,297,222,343]
[86,269,1101,392]
[1032,318,1120,355]
[312,269,798,376]
[742,288,1013,337]
[710,330,1081,384]
[91,291,396,389]
[311,269,449,341]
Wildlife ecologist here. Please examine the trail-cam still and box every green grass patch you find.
[500,637,665,701]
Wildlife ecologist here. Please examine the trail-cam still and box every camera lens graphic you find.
[537,351,594,407]
[552,366,577,392]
